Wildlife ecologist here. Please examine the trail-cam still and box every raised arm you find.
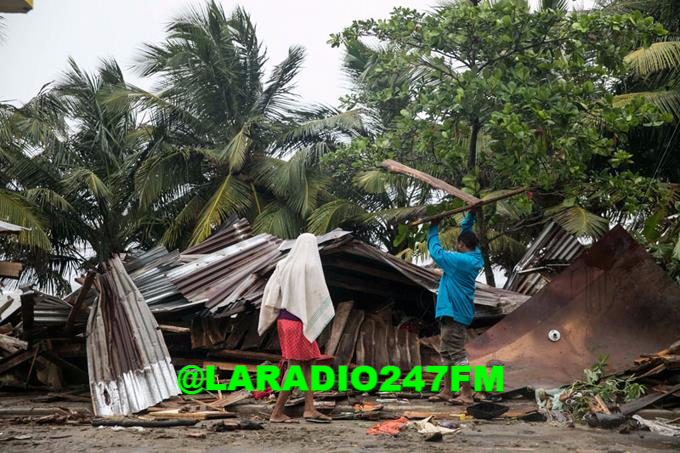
[459,210,476,233]
[428,224,465,272]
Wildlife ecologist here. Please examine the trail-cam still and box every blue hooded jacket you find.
[427,212,484,326]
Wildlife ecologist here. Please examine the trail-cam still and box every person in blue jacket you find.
[427,210,484,404]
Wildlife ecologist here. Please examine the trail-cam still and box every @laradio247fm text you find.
[176,364,503,394]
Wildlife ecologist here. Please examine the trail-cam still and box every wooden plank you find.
[334,309,365,366]
[387,326,400,367]
[208,389,251,409]
[160,324,191,334]
[0,333,27,354]
[209,348,281,362]
[356,318,375,367]
[19,292,34,339]
[381,159,481,204]
[203,359,258,373]
[92,417,198,427]
[64,271,95,335]
[0,261,23,279]
[411,187,527,225]
[371,317,390,370]
[621,383,680,415]
[325,301,354,356]
[0,347,35,375]
[240,313,267,350]
[407,331,422,368]
[223,313,252,350]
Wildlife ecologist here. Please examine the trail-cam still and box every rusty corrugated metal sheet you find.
[469,225,680,390]
[86,256,179,416]
[504,222,584,295]
[182,218,252,255]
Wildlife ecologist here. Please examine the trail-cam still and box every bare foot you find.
[429,391,455,402]
[303,409,332,420]
[270,413,298,423]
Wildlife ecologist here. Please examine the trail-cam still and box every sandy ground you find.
[1,415,680,452]
[1,394,679,452]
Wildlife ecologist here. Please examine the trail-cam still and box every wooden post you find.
[64,271,96,336]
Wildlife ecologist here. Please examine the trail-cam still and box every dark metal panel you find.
[469,225,680,390]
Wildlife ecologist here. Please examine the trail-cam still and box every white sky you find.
[2,0,593,107]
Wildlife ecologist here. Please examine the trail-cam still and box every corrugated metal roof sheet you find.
[86,256,179,416]
[504,221,584,295]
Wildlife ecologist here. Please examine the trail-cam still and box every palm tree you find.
[132,2,361,247]
[1,58,157,292]
[308,40,439,255]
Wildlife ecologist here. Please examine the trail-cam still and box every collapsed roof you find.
[469,225,680,390]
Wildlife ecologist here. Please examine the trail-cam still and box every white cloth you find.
[258,233,334,342]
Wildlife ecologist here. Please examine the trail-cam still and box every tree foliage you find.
[328,0,670,284]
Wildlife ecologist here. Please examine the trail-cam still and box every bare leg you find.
[302,360,331,420]
[430,367,455,401]
[270,361,293,423]
[458,365,475,404]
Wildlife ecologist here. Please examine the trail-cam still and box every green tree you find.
[1,59,155,292]
[601,0,680,279]
[330,0,668,285]
[132,2,361,247]
[310,41,439,254]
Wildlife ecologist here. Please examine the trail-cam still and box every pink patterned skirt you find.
[277,318,321,361]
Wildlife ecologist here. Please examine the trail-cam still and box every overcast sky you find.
[2,0,593,107]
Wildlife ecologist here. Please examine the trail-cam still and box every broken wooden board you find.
[411,187,527,225]
[325,301,354,356]
[380,159,526,225]
[0,261,23,279]
[208,389,251,409]
[381,160,481,204]
[355,318,375,368]
[334,309,365,366]
[144,409,236,420]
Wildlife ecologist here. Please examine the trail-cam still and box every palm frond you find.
[264,150,329,217]
[189,175,251,245]
[547,205,609,238]
[625,41,680,76]
[25,188,74,212]
[63,167,113,202]
[539,0,569,11]
[355,170,388,193]
[614,90,680,118]
[258,45,305,119]
[252,200,303,239]
[0,190,51,250]
[220,123,251,171]
[307,199,368,234]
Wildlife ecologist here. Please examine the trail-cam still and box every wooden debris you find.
[159,324,191,334]
[334,309,365,366]
[146,408,236,420]
[0,333,28,354]
[381,159,481,204]
[325,301,354,356]
[92,417,199,427]
[64,271,95,335]
[380,159,526,224]
[208,389,251,409]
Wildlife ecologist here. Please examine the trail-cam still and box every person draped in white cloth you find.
[258,233,335,423]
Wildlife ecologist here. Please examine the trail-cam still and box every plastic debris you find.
[632,415,680,437]
[367,417,409,435]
